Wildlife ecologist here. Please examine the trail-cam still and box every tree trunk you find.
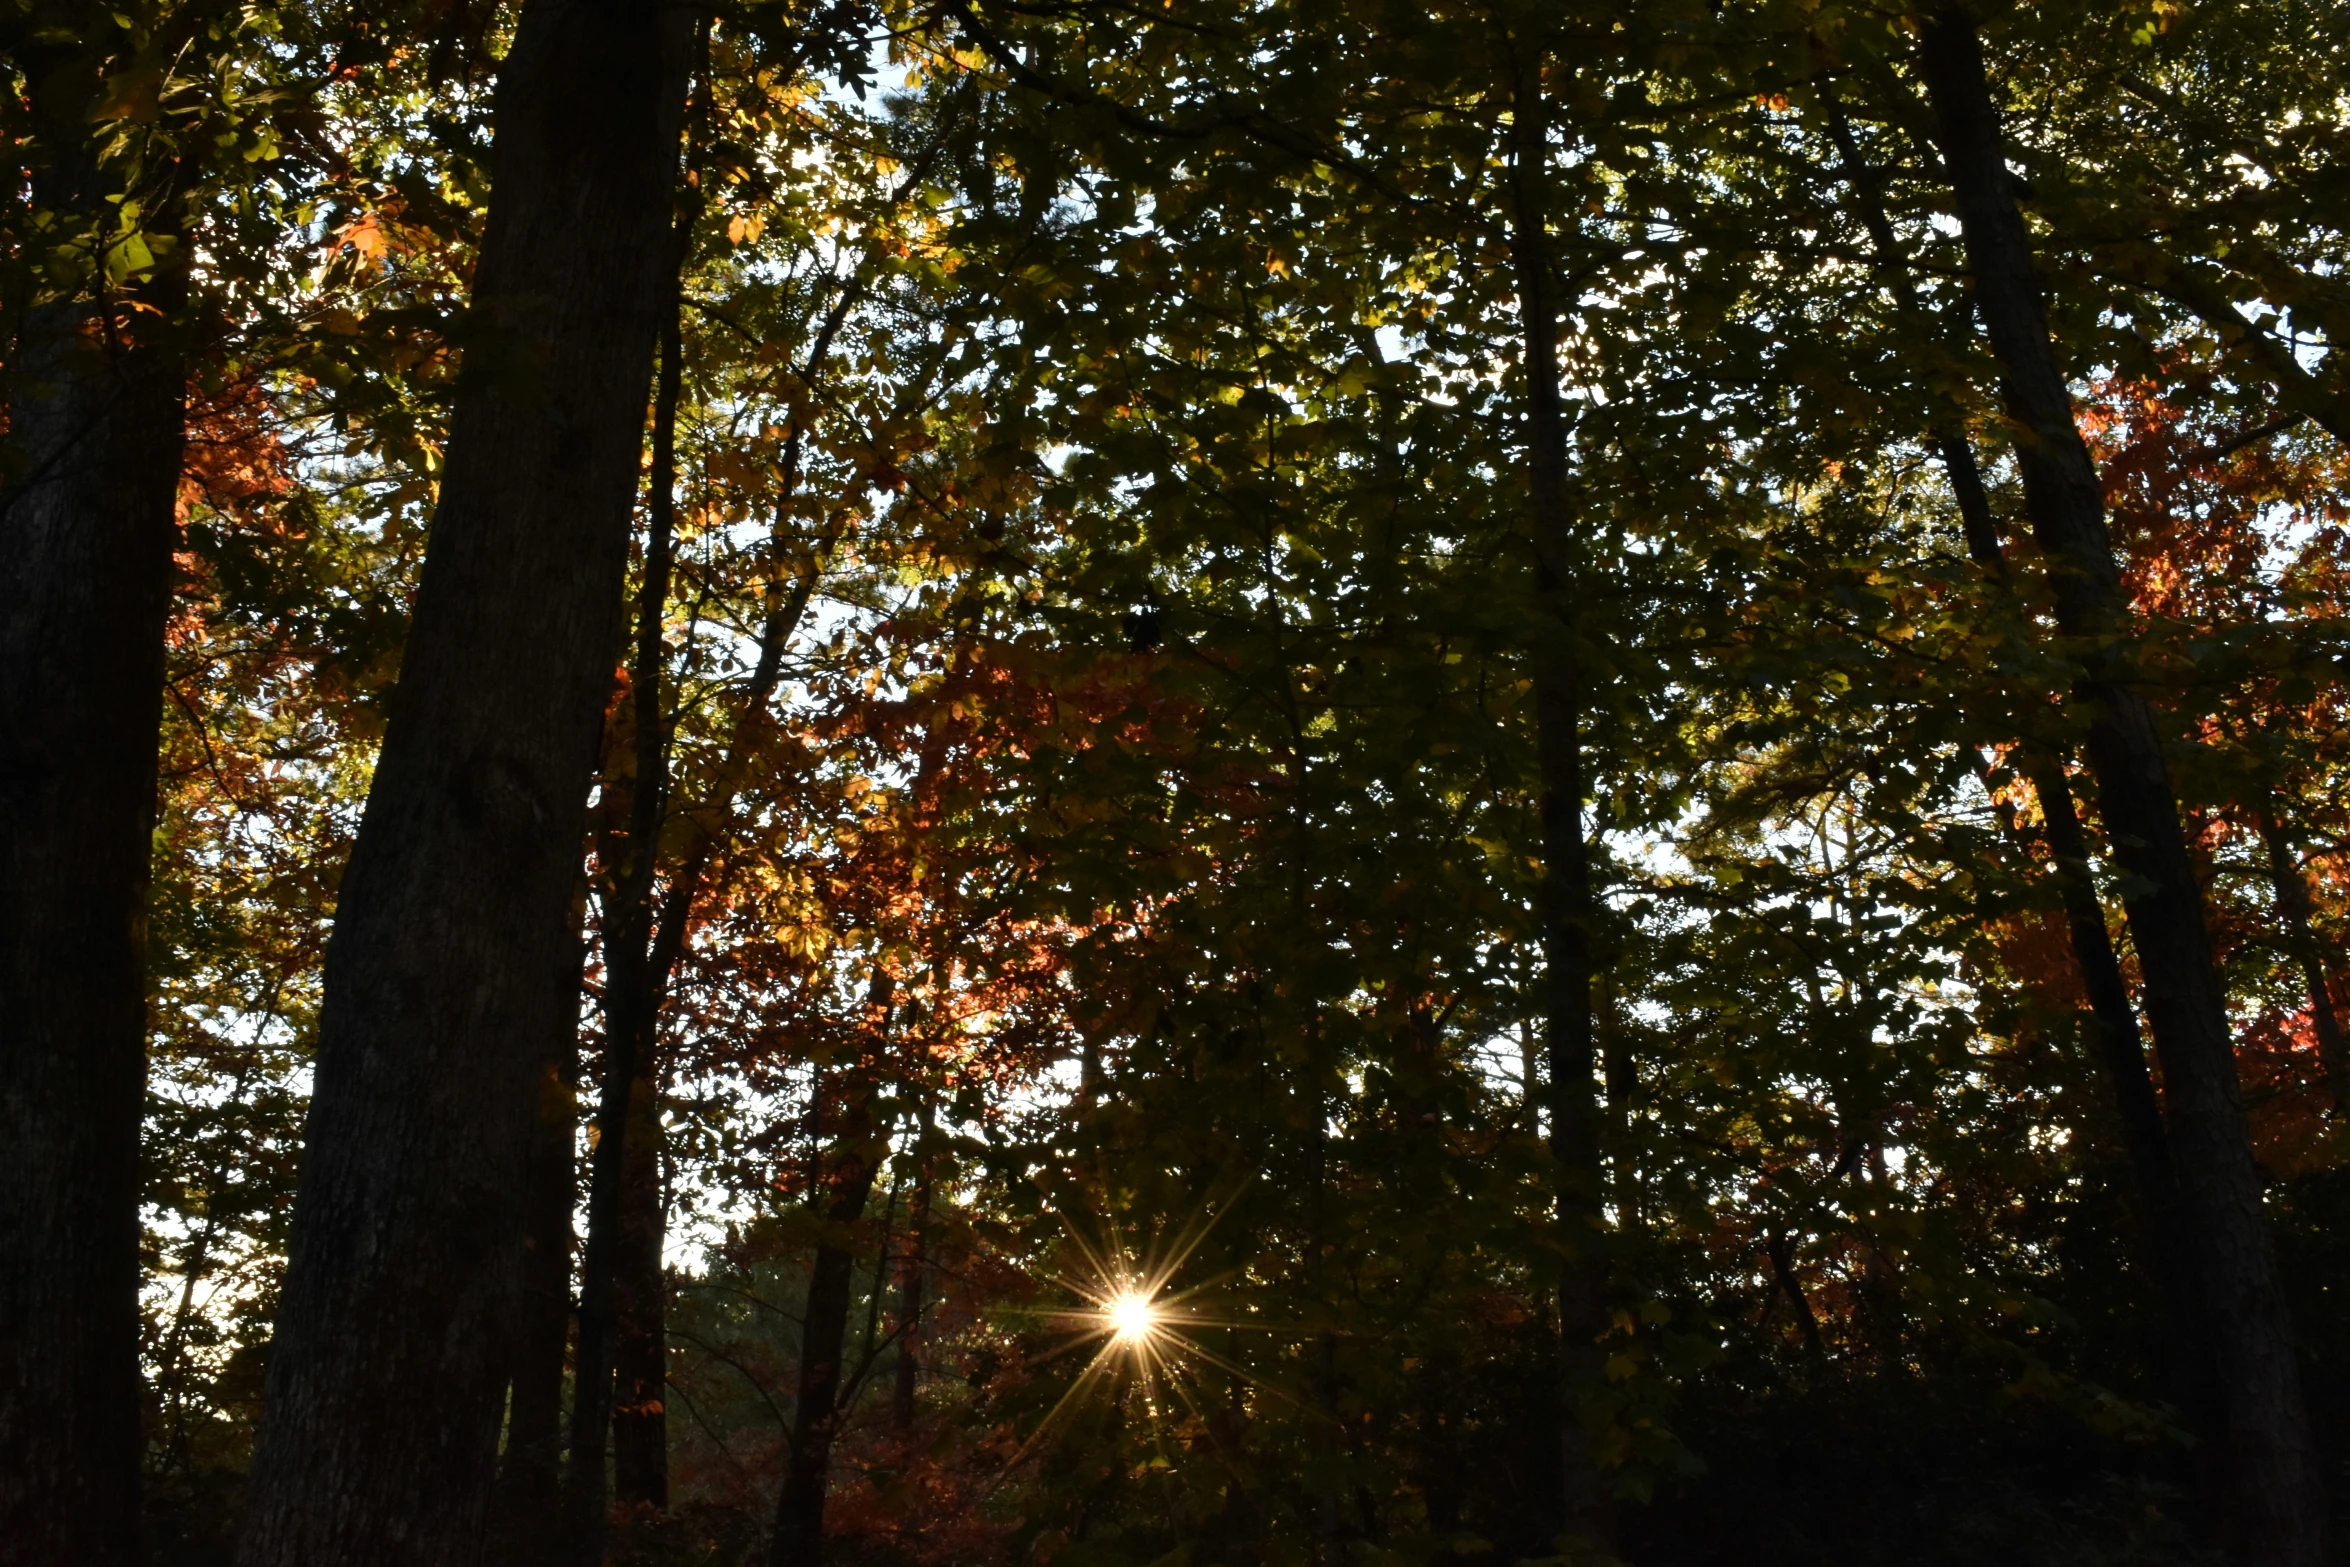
[235,1,692,1559]
[576,250,850,1543]
[0,38,185,1564]
[2257,806,2348,1104]
[609,304,688,1521]
[493,957,584,1567]
[610,1073,670,1511]
[2025,754,2214,1421]
[890,1133,933,1431]
[1504,38,1610,1551]
[1822,81,2211,1426]
[769,1079,885,1567]
[570,282,688,1559]
[1917,14,2328,1563]
[1765,1233,1829,1364]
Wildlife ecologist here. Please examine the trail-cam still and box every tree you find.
[30,2,2350,1564]
[0,10,187,1555]
[235,0,695,1558]
[1913,9,2328,1560]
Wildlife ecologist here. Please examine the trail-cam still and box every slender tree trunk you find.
[1598,976,1640,1235]
[571,292,688,1557]
[575,249,848,1545]
[1831,87,2175,1199]
[2257,806,2349,1104]
[494,950,584,1566]
[1918,15,2327,1563]
[1765,1233,1828,1364]
[496,882,589,1561]
[890,1125,933,1431]
[1307,1018,1342,1562]
[236,1,692,1559]
[859,1173,899,1370]
[0,39,184,1563]
[2026,754,2214,1422]
[1412,1351,1466,1538]
[613,20,721,1515]
[610,1075,670,1511]
[1823,82,2210,1425]
[1504,37,1609,1550]
[769,1077,886,1567]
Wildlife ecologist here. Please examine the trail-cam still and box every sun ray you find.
[1002,1181,1318,1480]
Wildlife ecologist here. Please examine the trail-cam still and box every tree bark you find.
[2024,753,2214,1423]
[1765,1233,1828,1364]
[769,1076,886,1567]
[2096,248,2350,452]
[235,1,693,1560]
[0,35,185,1565]
[1504,37,1610,1551]
[1918,14,2328,1564]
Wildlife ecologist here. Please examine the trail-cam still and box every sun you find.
[1004,1188,1275,1468]
[1104,1289,1159,1344]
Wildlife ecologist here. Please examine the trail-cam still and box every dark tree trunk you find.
[1918,14,2328,1564]
[1412,1352,1466,1538]
[570,286,688,1558]
[890,1140,932,1431]
[858,1175,898,1371]
[609,1076,670,1510]
[0,38,184,1564]
[2257,807,2349,1103]
[1822,82,2211,1426]
[1504,38,1609,1551]
[575,246,848,1542]
[1765,1234,1828,1364]
[608,310,688,1521]
[769,1081,885,1567]
[2026,755,2213,1421]
[1825,91,2172,1188]
[235,1,692,1560]
[493,966,584,1566]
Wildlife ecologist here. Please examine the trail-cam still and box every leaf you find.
[90,65,163,123]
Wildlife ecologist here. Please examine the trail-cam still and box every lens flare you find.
[1104,1289,1158,1343]
[1006,1187,1293,1472]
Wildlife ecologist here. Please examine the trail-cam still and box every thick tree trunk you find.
[769,1081,885,1567]
[1918,14,2328,1564]
[2257,807,2348,1104]
[0,42,184,1561]
[1505,40,1610,1550]
[235,2,692,1560]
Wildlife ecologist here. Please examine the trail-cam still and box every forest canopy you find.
[4,0,2350,1564]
